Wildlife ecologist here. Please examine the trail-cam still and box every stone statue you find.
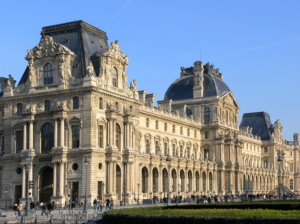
[199,151,202,161]
[37,102,43,112]
[191,150,195,160]
[122,67,128,89]
[294,133,299,142]
[28,64,36,86]
[183,105,187,117]
[176,110,179,116]
[168,100,172,113]
[86,62,94,77]
[158,144,162,155]
[130,79,138,99]
[180,67,186,76]
[59,61,65,83]
[212,153,215,162]
[205,152,208,161]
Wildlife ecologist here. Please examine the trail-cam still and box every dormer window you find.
[112,67,118,87]
[44,63,53,85]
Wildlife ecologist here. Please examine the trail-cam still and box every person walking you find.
[153,196,157,205]
[97,198,100,212]
[93,198,97,210]
[106,198,110,210]
[41,203,48,217]
[36,201,39,210]
[13,204,18,217]
[18,202,23,217]
[110,198,114,209]
[71,201,75,209]
[30,201,35,214]
[100,198,104,213]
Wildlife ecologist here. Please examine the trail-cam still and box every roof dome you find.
[164,62,231,101]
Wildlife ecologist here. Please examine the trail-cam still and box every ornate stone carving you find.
[293,133,299,142]
[86,62,95,77]
[25,35,74,59]
[130,79,138,99]
[13,84,26,94]
[167,100,172,113]
[59,60,65,83]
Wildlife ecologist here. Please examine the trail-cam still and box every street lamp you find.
[137,183,140,205]
[278,155,283,199]
[123,183,126,206]
[25,150,32,216]
[5,189,7,217]
[166,155,171,206]
[83,156,90,214]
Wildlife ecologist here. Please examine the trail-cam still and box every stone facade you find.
[0,21,299,208]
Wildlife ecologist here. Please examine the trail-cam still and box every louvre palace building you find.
[0,21,299,207]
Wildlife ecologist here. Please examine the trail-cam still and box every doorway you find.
[14,185,22,204]
[71,182,79,204]
[98,181,104,199]
[40,167,53,203]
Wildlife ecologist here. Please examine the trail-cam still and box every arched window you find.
[205,131,209,139]
[41,123,54,153]
[204,107,211,122]
[112,67,118,87]
[187,129,190,136]
[146,118,149,127]
[44,100,50,112]
[116,124,121,150]
[155,120,158,129]
[290,179,293,190]
[172,125,175,133]
[164,123,167,131]
[180,127,183,135]
[17,103,22,114]
[73,97,79,109]
[186,109,192,118]
[44,63,53,85]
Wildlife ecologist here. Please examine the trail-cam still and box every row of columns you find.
[52,161,65,197]
[53,118,66,148]
[23,121,33,151]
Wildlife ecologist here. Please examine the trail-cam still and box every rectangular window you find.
[17,104,22,115]
[45,100,50,112]
[73,97,79,109]
[146,139,150,154]
[172,125,175,133]
[155,141,159,155]
[172,144,175,157]
[99,97,103,109]
[264,147,268,153]
[180,145,183,158]
[72,125,80,148]
[164,143,167,156]
[98,125,103,148]
[290,163,293,172]
[15,131,23,153]
[289,151,292,156]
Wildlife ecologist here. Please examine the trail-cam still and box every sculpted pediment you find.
[26,35,74,60]
[220,92,239,108]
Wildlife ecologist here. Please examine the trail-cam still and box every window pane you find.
[73,97,79,109]
[72,125,80,148]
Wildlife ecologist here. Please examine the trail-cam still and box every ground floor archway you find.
[39,166,53,203]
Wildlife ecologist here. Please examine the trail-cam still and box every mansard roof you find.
[18,20,109,85]
[239,112,273,140]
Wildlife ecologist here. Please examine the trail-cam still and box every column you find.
[54,119,58,148]
[149,166,153,193]
[228,144,231,162]
[126,123,130,148]
[108,162,113,193]
[109,120,113,147]
[125,163,130,192]
[59,162,64,196]
[22,165,26,198]
[129,123,132,148]
[60,119,64,147]
[23,123,27,150]
[29,121,33,150]
[53,163,57,196]
[213,169,217,192]
[221,170,225,192]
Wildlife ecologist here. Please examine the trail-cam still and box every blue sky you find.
[0,0,299,140]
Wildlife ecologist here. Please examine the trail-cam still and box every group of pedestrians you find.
[13,200,60,217]
[93,198,105,212]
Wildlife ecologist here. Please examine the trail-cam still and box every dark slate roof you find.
[164,73,231,101]
[18,21,109,86]
[239,112,273,140]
